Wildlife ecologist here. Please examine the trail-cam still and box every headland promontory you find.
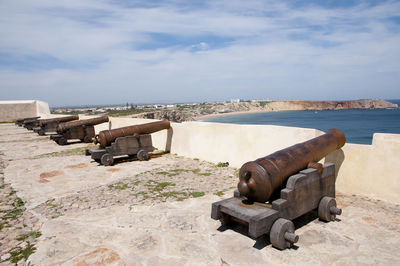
[135,99,398,122]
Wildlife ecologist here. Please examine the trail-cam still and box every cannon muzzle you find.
[39,115,79,127]
[57,116,109,132]
[238,129,346,203]
[94,119,171,147]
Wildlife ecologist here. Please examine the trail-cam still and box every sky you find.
[0,0,399,107]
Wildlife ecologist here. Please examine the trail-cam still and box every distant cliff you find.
[133,99,398,122]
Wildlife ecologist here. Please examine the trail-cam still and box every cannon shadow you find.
[216,206,327,250]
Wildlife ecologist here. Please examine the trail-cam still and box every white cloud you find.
[0,0,399,105]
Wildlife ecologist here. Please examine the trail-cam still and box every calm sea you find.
[203,99,400,144]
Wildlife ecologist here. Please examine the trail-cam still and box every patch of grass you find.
[4,208,24,220]
[193,158,199,161]
[45,199,58,208]
[159,191,188,200]
[47,203,58,208]
[170,169,186,173]
[156,169,189,177]
[132,180,141,186]
[216,162,229,167]
[0,221,10,231]
[190,192,205,198]
[155,171,169,176]
[191,169,200,174]
[14,197,25,207]
[135,191,150,200]
[36,146,89,158]
[108,182,128,190]
[199,172,212,176]
[154,182,175,192]
[215,191,224,196]
[8,242,36,263]
[16,232,42,241]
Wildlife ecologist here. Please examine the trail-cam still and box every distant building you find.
[230,99,240,103]
[251,98,273,103]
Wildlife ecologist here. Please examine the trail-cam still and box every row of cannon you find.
[16,115,171,165]
[15,115,345,250]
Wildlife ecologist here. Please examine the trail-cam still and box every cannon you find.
[211,129,345,250]
[23,117,42,130]
[50,116,109,145]
[33,115,79,135]
[86,119,171,166]
[16,116,40,127]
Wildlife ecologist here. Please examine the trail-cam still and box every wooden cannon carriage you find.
[211,129,345,250]
[50,116,109,145]
[33,115,79,135]
[86,119,170,166]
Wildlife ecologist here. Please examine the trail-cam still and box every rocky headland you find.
[134,99,398,122]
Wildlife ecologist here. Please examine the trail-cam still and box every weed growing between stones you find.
[35,146,91,158]
[33,156,237,219]
[7,242,36,263]
[0,160,42,264]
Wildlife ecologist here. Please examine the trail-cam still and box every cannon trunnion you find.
[211,129,345,250]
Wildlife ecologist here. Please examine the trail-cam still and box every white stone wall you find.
[88,116,400,203]
[0,100,50,121]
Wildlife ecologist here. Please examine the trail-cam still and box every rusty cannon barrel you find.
[57,116,109,132]
[94,119,170,148]
[17,116,40,123]
[39,115,79,127]
[237,129,346,203]
[17,116,40,126]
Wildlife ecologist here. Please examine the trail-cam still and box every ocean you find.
[203,99,400,145]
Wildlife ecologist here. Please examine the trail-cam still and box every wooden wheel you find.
[57,137,67,145]
[38,129,45,136]
[101,153,114,166]
[318,196,342,222]
[270,218,298,250]
[137,150,149,161]
[83,135,93,143]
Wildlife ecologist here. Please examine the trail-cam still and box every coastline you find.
[133,99,398,123]
[194,110,270,121]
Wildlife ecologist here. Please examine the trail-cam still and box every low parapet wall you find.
[89,117,399,203]
[0,100,50,122]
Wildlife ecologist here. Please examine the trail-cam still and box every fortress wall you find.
[86,116,400,203]
[0,100,50,121]
[336,134,400,202]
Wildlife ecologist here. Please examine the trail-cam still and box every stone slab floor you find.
[0,123,399,265]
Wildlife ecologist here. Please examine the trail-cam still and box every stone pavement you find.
[0,123,399,265]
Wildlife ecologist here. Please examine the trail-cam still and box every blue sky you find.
[0,0,399,106]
